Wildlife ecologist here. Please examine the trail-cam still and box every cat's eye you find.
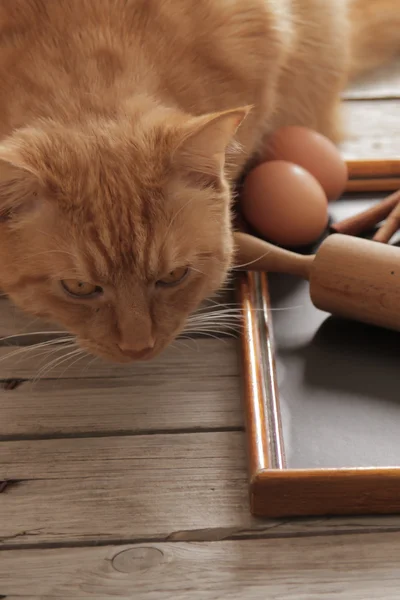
[61,279,103,298]
[156,266,190,287]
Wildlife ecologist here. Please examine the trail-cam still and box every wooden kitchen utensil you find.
[234,231,400,332]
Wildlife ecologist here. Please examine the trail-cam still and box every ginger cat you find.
[0,0,399,362]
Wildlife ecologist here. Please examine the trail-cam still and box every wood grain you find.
[0,300,63,341]
[345,178,400,192]
[237,272,285,478]
[2,532,400,599]
[331,190,400,235]
[347,158,400,178]
[341,100,400,158]
[0,365,242,437]
[309,234,400,331]
[0,432,254,546]
[237,272,270,475]
[251,468,400,518]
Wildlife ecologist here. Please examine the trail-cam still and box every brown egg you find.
[263,126,348,201]
[242,161,328,247]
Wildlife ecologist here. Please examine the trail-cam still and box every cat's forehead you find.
[73,194,211,285]
[69,193,192,282]
[72,198,163,280]
[51,151,220,282]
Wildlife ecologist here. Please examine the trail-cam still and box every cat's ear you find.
[174,106,250,185]
[0,148,43,221]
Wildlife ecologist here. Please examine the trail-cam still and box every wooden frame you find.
[238,158,400,518]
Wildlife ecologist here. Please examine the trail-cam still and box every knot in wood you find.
[112,547,164,573]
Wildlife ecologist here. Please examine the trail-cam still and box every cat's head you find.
[0,106,247,362]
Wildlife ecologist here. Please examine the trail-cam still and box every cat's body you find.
[0,0,398,362]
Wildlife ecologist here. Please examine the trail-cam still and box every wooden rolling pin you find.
[234,231,400,332]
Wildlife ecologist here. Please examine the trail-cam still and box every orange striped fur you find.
[0,0,398,361]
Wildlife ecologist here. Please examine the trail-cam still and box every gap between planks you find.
[2,532,400,599]
[0,425,244,442]
[0,339,243,438]
[3,517,400,551]
[3,432,400,549]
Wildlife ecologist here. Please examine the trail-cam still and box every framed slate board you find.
[239,159,400,517]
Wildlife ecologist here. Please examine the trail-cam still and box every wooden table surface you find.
[1,64,400,599]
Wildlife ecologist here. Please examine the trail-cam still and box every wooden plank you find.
[0,301,63,341]
[0,361,242,437]
[344,60,400,100]
[2,532,400,599]
[0,337,238,380]
[0,432,255,546]
[4,431,400,548]
[341,100,400,158]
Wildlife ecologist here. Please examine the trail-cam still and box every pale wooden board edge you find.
[343,60,400,100]
[0,432,253,547]
[0,362,243,436]
[2,532,400,599]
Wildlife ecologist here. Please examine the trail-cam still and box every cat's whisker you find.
[57,350,88,379]
[205,302,257,308]
[189,313,243,320]
[186,319,242,328]
[186,330,238,339]
[12,316,41,335]
[187,315,244,331]
[12,339,76,362]
[0,337,74,366]
[232,250,272,271]
[205,299,242,306]
[191,303,302,319]
[203,297,222,307]
[0,341,76,384]
[187,322,242,330]
[193,302,243,310]
[22,339,77,369]
[182,331,231,342]
[176,336,199,351]
[182,326,237,339]
[192,320,244,331]
[170,340,189,353]
[193,303,243,313]
[187,315,243,325]
[187,317,241,326]
[33,347,83,384]
[19,345,77,372]
[189,309,242,321]
[196,311,236,318]
[187,317,243,329]
[192,315,244,322]
[190,267,206,276]
[0,331,67,344]
[80,355,101,375]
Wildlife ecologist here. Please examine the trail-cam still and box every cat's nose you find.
[118,338,155,357]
